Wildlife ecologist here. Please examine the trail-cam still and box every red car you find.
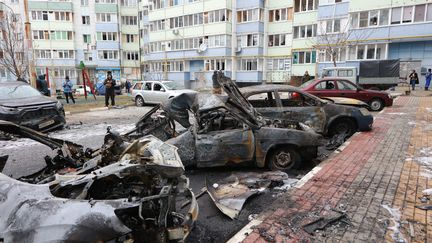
[300,78,393,111]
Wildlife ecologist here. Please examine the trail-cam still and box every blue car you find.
[95,82,122,95]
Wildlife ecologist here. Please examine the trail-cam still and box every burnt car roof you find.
[240,84,303,95]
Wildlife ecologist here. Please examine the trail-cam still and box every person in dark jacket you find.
[125,80,132,94]
[36,74,49,96]
[212,71,222,94]
[409,70,419,91]
[104,71,116,106]
[301,71,311,83]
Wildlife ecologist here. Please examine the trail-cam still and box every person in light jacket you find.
[62,76,75,104]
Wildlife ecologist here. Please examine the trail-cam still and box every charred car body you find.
[240,85,374,137]
[0,121,198,243]
[129,76,322,171]
[0,82,66,132]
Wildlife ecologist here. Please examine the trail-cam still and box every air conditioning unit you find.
[172,28,179,35]
[235,47,242,53]
[196,43,208,53]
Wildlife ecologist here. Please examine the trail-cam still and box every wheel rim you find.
[370,100,382,110]
[136,97,144,106]
[334,122,350,135]
[274,151,294,169]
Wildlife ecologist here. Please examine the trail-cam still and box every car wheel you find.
[328,118,356,137]
[369,98,384,111]
[135,96,145,107]
[268,146,301,171]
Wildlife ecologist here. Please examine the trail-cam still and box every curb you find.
[65,103,135,116]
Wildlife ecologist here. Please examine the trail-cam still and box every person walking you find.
[125,80,131,94]
[37,74,49,96]
[409,70,419,91]
[104,71,116,107]
[301,71,311,83]
[425,68,432,91]
[62,76,75,104]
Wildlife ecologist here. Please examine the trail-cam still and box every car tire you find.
[369,98,384,111]
[268,146,301,172]
[135,96,145,107]
[328,118,356,137]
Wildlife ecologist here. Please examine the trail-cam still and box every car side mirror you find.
[160,88,165,92]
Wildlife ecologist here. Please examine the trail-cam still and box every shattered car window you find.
[247,92,276,108]
[0,85,42,99]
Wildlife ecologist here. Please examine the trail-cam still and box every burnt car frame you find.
[240,85,374,137]
[130,76,322,171]
[0,82,66,132]
[0,120,198,243]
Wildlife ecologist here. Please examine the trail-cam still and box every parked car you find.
[73,84,92,96]
[131,81,197,106]
[0,82,65,132]
[300,78,394,111]
[95,81,122,96]
[240,85,374,137]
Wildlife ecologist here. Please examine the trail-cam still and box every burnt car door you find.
[194,112,255,168]
[274,90,327,134]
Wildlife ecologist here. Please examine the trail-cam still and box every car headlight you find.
[0,105,19,113]
[56,101,64,110]
[359,108,371,116]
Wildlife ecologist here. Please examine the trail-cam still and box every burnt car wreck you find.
[126,76,322,171]
[0,120,198,243]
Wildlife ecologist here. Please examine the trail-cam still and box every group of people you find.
[62,71,119,106]
[409,69,432,91]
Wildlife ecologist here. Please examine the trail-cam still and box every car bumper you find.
[0,109,66,133]
[385,98,394,107]
[355,114,374,131]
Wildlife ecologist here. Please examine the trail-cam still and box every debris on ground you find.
[302,211,348,235]
[382,204,407,243]
[206,171,290,219]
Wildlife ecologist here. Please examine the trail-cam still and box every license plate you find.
[39,119,55,129]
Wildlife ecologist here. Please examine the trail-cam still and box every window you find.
[35,50,51,59]
[97,0,117,3]
[359,11,368,27]
[391,7,402,24]
[31,11,48,21]
[81,0,88,6]
[268,34,287,47]
[124,51,139,60]
[83,34,91,44]
[267,59,291,71]
[379,9,389,26]
[204,59,226,71]
[97,13,114,23]
[97,32,117,41]
[122,16,138,25]
[293,51,316,64]
[357,45,365,59]
[237,34,260,47]
[54,12,71,21]
[366,45,375,59]
[294,0,317,13]
[325,19,341,33]
[293,24,316,39]
[125,34,136,43]
[375,44,385,59]
[84,52,93,61]
[82,16,90,25]
[338,80,356,90]
[98,50,119,60]
[53,50,74,59]
[204,9,230,24]
[428,4,432,21]
[402,6,413,23]
[237,9,260,23]
[414,5,425,22]
[279,92,318,107]
[269,8,292,22]
[121,0,137,6]
[248,93,276,108]
[351,12,359,28]
[369,10,378,26]
[238,59,259,71]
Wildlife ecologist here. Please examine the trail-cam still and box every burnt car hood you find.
[0,96,57,108]
[162,93,260,129]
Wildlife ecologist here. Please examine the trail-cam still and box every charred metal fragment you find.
[206,171,289,219]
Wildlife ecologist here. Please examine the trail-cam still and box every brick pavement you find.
[238,95,432,243]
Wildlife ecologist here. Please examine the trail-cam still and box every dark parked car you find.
[95,81,122,95]
[0,82,65,132]
[300,78,394,111]
[240,85,374,137]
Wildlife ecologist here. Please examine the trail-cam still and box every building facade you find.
[1,0,432,88]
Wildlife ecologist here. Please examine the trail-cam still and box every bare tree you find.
[0,10,29,80]
[314,19,374,67]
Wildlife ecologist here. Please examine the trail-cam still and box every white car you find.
[132,81,196,106]
[73,85,92,96]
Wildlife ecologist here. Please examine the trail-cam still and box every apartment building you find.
[317,0,432,85]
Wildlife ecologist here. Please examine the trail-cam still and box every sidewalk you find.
[60,95,134,114]
[234,93,432,242]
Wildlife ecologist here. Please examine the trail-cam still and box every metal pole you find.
[23,0,37,87]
